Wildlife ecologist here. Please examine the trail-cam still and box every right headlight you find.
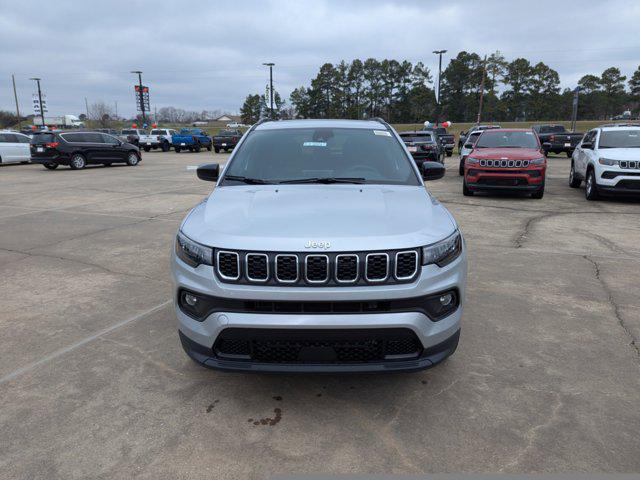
[598,158,619,166]
[466,156,480,165]
[421,230,463,267]
[175,231,213,267]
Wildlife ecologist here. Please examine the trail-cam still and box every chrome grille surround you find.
[305,254,330,284]
[275,254,299,283]
[335,254,359,284]
[245,253,269,282]
[216,251,240,281]
[479,159,530,168]
[365,253,389,283]
[394,251,419,280]
[620,160,639,170]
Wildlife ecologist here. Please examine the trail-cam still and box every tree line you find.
[240,52,640,124]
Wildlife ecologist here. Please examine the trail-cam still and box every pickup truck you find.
[532,125,583,158]
[212,129,242,153]
[172,128,213,153]
[424,127,455,156]
[138,128,178,152]
[118,129,146,146]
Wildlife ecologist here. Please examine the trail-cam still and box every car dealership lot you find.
[1,152,639,478]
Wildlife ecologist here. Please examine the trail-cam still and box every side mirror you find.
[581,142,593,150]
[421,161,446,181]
[464,143,475,149]
[197,163,220,182]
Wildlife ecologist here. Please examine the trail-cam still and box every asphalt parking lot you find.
[1,151,639,478]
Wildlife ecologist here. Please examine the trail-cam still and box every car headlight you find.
[598,158,619,166]
[421,230,463,267]
[175,231,213,267]
[530,157,546,165]
[466,157,480,165]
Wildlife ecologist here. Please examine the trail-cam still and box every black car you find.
[212,129,242,153]
[399,131,445,164]
[30,131,141,170]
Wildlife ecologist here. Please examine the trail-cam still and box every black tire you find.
[531,185,545,199]
[214,147,220,153]
[69,153,86,170]
[175,147,181,153]
[585,169,600,201]
[459,158,465,176]
[193,142,201,153]
[569,162,581,188]
[446,151,453,157]
[143,147,151,152]
[189,147,194,152]
[103,163,112,167]
[126,152,140,166]
[206,144,212,151]
[162,142,170,152]
[566,151,573,158]
[44,162,58,170]
[463,180,473,196]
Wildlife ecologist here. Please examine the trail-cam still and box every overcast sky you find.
[1,0,639,118]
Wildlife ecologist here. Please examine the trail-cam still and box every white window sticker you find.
[303,141,327,147]
[373,130,392,137]
[525,131,533,135]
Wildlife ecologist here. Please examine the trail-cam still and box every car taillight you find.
[46,142,59,148]
[232,137,238,142]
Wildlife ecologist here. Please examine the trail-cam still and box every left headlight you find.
[421,230,463,267]
[175,231,213,267]
[530,157,546,165]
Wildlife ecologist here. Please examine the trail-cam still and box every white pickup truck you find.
[138,128,178,152]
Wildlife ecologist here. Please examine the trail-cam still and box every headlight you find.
[530,157,546,165]
[466,157,480,165]
[421,230,463,267]
[175,231,213,267]
[598,158,619,166]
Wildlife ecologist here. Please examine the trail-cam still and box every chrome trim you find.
[620,160,639,170]
[394,250,418,280]
[216,250,240,281]
[335,254,359,284]
[275,254,299,283]
[365,253,389,283]
[479,159,531,168]
[305,254,329,284]
[245,253,269,282]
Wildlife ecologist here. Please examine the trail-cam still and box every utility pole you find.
[571,87,580,133]
[115,101,118,120]
[262,62,275,118]
[433,50,447,126]
[476,56,488,125]
[85,97,90,119]
[29,77,45,129]
[131,70,146,125]
[12,74,22,130]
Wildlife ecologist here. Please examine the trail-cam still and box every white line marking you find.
[0,300,172,385]
[186,166,198,170]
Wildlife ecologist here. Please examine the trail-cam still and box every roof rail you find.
[370,117,393,131]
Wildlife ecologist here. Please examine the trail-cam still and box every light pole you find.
[30,77,45,129]
[131,70,146,125]
[433,50,447,126]
[262,62,275,118]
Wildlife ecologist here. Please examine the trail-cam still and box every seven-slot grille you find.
[214,249,420,286]
[479,159,530,168]
[620,160,639,169]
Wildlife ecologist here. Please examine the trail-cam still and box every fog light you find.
[439,293,453,306]
[184,293,198,306]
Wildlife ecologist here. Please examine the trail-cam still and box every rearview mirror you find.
[421,161,446,181]
[197,163,220,182]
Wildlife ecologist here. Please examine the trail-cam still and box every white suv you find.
[570,125,640,200]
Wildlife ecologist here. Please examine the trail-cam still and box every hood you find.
[470,148,543,160]
[597,148,640,161]
[181,185,457,252]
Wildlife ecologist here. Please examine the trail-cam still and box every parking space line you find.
[0,300,172,386]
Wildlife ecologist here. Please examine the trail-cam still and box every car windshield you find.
[475,131,539,149]
[223,127,420,186]
[400,134,434,143]
[465,132,482,145]
[598,130,640,148]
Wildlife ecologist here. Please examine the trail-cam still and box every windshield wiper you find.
[279,177,366,184]
[222,175,271,184]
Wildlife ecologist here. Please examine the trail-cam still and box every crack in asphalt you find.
[513,212,562,249]
[583,255,640,359]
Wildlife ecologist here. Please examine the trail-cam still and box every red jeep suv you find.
[462,129,547,199]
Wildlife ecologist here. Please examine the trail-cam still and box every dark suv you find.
[30,131,141,170]
[399,131,445,165]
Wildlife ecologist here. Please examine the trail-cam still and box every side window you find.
[16,134,31,143]
[102,134,119,144]
[62,133,83,143]
[84,133,104,143]
[3,134,19,143]
[0,133,9,143]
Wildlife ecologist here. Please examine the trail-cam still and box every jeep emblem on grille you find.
[305,241,331,249]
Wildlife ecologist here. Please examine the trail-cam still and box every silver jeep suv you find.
[171,119,467,372]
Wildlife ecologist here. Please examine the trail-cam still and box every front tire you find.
[569,162,581,188]
[193,143,201,153]
[175,147,181,153]
[126,152,140,166]
[531,185,545,199]
[585,169,600,201]
[69,154,86,170]
[143,147,151,152]
[566,151,573,158]
[214,147,220,153]
[459,158,465,176]
[206,144,212,151]
[44,162,58,170]
[162,142,170,152]
[446,150,452,157]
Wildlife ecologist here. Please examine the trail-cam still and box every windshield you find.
[400,134,434,143]
[598,130,640,148]
[223,127,420,186]
[465,132,482,146]
[476,131,539,149]
[537,125,565,134]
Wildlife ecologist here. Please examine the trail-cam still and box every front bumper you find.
[465,166,545,192]
[597,171,640,195]
[172,247,467,373]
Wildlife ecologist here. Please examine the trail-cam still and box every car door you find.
[15,133,32,161]
[101,134,125,161]
[575,130,591,175]
[81,132,108,162]
[0,133,20,162]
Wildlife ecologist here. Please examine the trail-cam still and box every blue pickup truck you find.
[172,129,213,153]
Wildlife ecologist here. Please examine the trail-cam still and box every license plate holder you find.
[408,146,417,152]
[37,147,44,153]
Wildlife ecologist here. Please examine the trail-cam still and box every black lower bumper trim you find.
[178,329,460,373]
[466,182,539,192]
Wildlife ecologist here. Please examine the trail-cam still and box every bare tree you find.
[88,101,114,127]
